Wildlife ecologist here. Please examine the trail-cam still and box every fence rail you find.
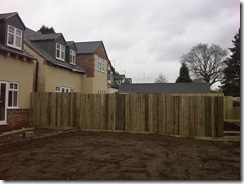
[30,93,224,137]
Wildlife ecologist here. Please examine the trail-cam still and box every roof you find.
[75,41,102,54]
[0,12,26,29]
[66,41,77,50]
[0,12,18,20]
[66,41,74,46]
[0,43,35,60]
[118,83,210,94]
[24,37,85,74]
[114,74,125,80]
[24,27,41,36]
[27,33,63,41]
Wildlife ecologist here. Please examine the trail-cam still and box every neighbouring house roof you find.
[118,83,211,94]
[114,74,125,80]
[75,41,102,54]
[24,27,41,36]
[125,78,132,84]
[24,28,85,74]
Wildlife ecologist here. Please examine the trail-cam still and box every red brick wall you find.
[95,44,109,60]
[76,54,95,77]
[0,109,30,133]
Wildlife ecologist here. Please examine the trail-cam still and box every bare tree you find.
[180,43,228,86]
[155,72,168,83]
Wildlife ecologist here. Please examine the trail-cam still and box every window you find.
[98,90,106,94]
[70,50,76,65]
[56,43,65,61]
[55,86,74,92]
[98,58,105,72]
[8,82,18,108]
[7,25,22,50]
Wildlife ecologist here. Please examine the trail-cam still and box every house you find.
[75,41,111,94]
[118,83,210,94]
[107,60,118,93]
[0,12,36,132]
[24,28,85,92]
[112,73,132,89]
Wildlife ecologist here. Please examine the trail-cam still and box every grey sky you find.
[1,0,240,83]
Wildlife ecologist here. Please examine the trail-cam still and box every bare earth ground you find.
[0,129,240,180]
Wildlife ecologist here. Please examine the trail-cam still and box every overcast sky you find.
[1,0,240,83]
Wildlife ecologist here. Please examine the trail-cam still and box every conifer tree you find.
[221,28,240,97]
[175,63,192,83]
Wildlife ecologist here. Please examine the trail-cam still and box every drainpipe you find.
[34,61,38,92]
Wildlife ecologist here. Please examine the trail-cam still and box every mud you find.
[0,129,240,180]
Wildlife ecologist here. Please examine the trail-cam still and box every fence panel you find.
[31,93,224,137]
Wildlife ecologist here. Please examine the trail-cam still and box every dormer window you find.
[7,25,22,50]
[70,49,76,65]
[56,43,65,61]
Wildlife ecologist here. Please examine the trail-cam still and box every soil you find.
[0,129,240,180]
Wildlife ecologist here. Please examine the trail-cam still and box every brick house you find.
[75,41,113,94]
[0,12,36,132]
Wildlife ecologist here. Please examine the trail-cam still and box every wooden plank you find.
[56,93,62,127]
[224,96,233,119]
[70,93,75,127]
[50,93,57,127]
[144,94,149,132]
[206,96,212,137]
[148,94,153,132]
[117,94,125,131]
[45,93,51,127]
[80,94,86,129]
[30,93,36,127]
[232,107,240,119]
[75,93,81,128]
[107,94,117,130]
[216,96,224,137]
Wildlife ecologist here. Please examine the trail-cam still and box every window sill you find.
[97,69,105,73]
[6,43,22,51]
[56,57,65,62]
[7,107,19,109]
[0,122,8,125]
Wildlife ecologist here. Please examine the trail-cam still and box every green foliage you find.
[221,28,240,97]
[176,63,192,83]
[37,25,55,34]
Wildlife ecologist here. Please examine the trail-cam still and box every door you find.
[0,82,7,124]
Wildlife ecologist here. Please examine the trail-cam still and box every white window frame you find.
[70,49,76,65]
[56,43,65,61]
[55,86,74,93]
[8,82,19,108]
[98,57,105,72]
[7,25,22,50]
[98,90,106,94]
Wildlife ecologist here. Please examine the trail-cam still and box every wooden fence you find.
[224,96,240,120]
[30,93,224,137]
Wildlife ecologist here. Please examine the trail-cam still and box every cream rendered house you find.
[0,12,36,132]
[24,28,85,93]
